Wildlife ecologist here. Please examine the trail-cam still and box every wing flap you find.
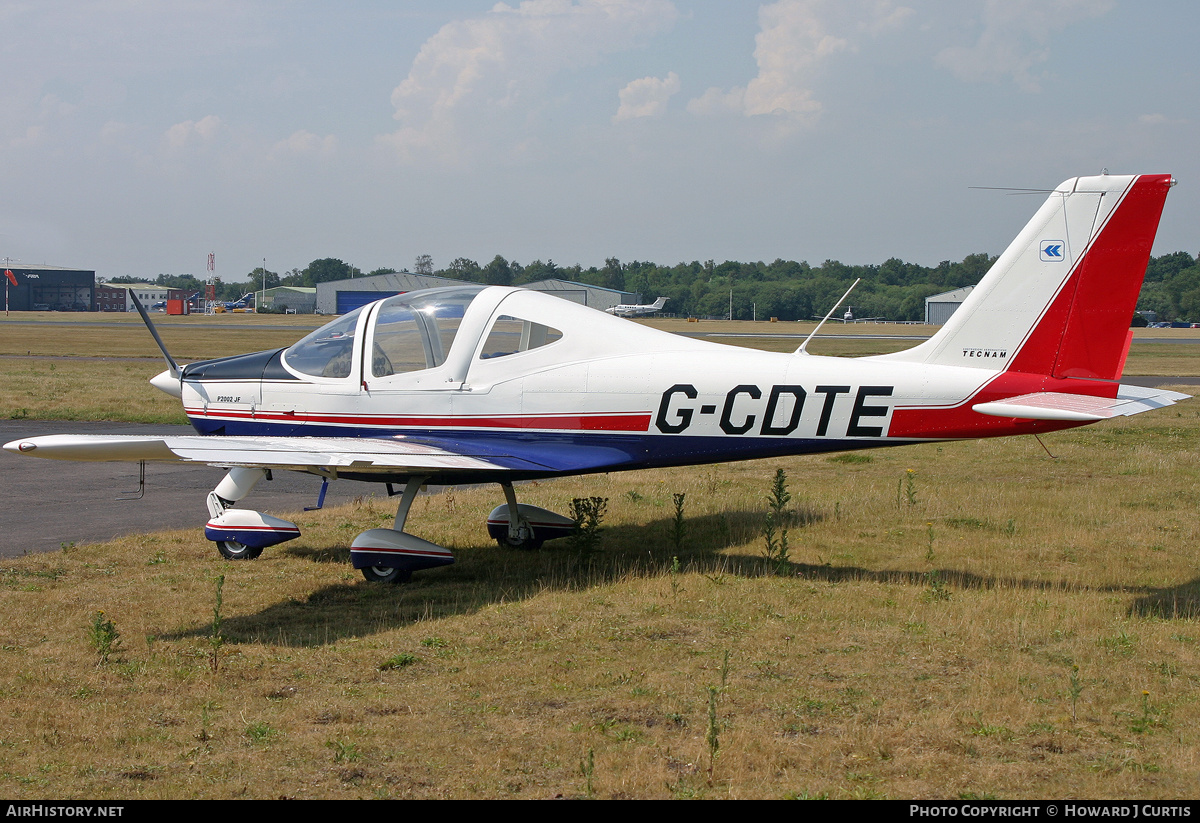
[972,385,1190,421]
[165,436,505,472]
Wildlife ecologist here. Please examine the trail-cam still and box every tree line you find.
[110,249,1200,322]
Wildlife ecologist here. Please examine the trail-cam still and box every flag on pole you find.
[3,270,15,287]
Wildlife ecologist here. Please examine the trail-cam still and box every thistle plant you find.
[579,747,596,799]
[762,469,792,573]
[87,611,121,665]
[569,496,608,561]
[667,492,687,557]
[1067,665,1084,722]
[705,685,720,785]
[210,574,225,674]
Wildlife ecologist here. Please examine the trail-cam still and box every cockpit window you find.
[479,316,562,360]
[283,286,501,381]
[283,306,365,378]
[370,287,483,378]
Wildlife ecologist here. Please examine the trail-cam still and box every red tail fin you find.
[1025,174,1173,380]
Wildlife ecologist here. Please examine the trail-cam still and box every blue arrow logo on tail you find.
[1040,241,1065,262]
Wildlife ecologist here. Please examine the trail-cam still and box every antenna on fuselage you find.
[796,278,860,355]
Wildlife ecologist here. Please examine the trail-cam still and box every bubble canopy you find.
[283,287,484,379]
[281,286,564,383]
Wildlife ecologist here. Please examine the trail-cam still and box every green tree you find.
[303,258,361,287]
[483,255,513,286]
[519,259,559,284]
[248,267,280,290]
[602,257,625,291]
[444,257,482,282]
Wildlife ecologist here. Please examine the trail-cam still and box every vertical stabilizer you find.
[879,174,1173,380]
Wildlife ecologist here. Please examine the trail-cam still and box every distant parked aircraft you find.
[606,296,668,317]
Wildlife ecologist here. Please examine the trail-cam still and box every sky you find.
[1,0,1196,282]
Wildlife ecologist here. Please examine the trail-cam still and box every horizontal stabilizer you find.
[972,384,1190,421]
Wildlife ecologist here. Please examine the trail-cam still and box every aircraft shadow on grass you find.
[158,508,1200,647]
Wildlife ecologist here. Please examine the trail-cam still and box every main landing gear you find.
[349,476,454,584]
[202,469,578,584]
[485,481,577,551]
[350,480,577,584]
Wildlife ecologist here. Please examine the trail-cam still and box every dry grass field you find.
[0,315,1198,799]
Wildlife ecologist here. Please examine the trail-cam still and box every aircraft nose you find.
[150,368,183,398]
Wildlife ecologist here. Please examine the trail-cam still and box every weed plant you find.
[761,469,791,573]
[86,611,121,665]
[569,496,608,563]
[209,573,225,673]
[667,493,687,559]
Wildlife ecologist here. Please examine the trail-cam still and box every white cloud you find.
[614,71,680,122]
[270,130,337,160]
[686,86,745,117]
[383,0,679,162]
[936,0,1113,92]
[688,0,909,119]
[164,115,222,150]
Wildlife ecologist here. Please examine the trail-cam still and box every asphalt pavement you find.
[0,420,369,557]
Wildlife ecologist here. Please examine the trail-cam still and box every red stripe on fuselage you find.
[184,408,652,432]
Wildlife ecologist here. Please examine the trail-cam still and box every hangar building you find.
[3,265,95,311]
[260,286,317,314]
[924,286,975,325]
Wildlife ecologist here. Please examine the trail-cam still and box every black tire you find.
[361,566,413,584]
[216,539,263,560]
[495,533,544,552]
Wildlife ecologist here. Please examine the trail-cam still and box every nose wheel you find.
[204,468,301,559]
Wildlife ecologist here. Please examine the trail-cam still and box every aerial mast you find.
[206,252,216,314]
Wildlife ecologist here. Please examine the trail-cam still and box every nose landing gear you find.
[203,467,301,558]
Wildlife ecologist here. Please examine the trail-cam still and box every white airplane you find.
[606,296,668,317]
[814,307,884,323]
[3,173,1186,584]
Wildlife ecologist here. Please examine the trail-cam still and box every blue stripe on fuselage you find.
[186,414,897,477]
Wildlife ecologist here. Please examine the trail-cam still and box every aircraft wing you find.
[2,433,632,477]
[972,384,1189,422]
